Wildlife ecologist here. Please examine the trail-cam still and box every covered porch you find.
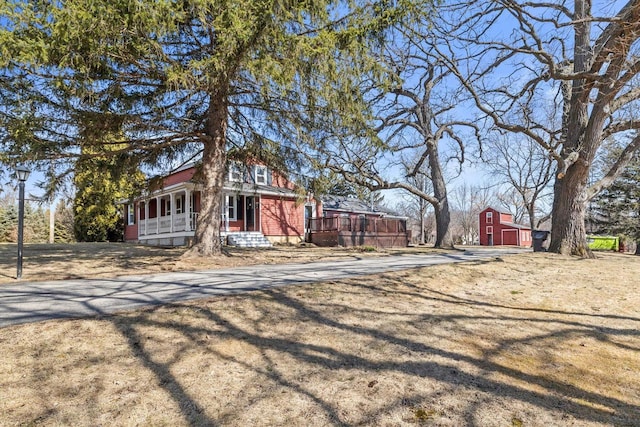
[133,183,266,246]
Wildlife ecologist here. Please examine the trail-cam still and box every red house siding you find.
[162,168,197,187]
[124,203,138,241]
[260,195,304,237]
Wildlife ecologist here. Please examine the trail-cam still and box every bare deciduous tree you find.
[434,0,640,257]
[486,134,554,230]
[450,183,495,245]
[318,30,479,248]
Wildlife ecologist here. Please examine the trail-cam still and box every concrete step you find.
[227,232,272,248]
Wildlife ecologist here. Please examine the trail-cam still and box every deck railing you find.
[307,216,407,234]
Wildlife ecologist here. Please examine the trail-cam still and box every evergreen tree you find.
[54,199,75,243]
[0,204,18,242]
[24,204,48,243]
[73,120,145,242]
[0,200,48,243]
[0,0,418,256]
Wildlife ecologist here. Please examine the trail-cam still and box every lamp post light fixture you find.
[15,165,30,279]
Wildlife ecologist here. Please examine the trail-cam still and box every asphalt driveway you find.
[0,248,525,327]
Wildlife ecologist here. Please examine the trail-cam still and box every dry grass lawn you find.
[0,246,639,426]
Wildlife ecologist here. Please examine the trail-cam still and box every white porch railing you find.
[138,213,198,237]
[146,218,158,235]
[173,213,187,232]
[159,216,172,233]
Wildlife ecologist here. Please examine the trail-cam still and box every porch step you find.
[226,232,272,248]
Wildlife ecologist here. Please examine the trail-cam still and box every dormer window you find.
[255,166,268,185]
[228,162,243,182]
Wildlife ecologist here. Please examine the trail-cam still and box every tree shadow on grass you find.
[104,279,640,426]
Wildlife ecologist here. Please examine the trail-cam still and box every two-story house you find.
[122,162,315,247]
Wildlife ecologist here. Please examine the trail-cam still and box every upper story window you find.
[486,211,493,224]
[255,166,268,185]
[228,163,243,182]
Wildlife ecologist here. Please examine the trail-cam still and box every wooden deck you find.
[307,217,410,248]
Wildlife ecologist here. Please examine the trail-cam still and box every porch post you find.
[156,196,160,234]
[242,195,246,232]
[258,196,262,233]
[144,200,149,236]
[224,194,230,232]
[185,189,192,231]
[170,193,175,233]
[136,202,141,238]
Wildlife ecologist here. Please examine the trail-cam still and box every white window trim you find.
[227,194,237,221]
[486,226,493,234]
[255,166,268,185]
[486,212,493,224]
[229,163,243,182]
[127,204,135,225]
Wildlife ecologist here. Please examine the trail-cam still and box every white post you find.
[170,193,175,233]
[224,194,230,232]
[137,202,141,238]
[144,200,149,236]
[155,197,160,234]
[258,196,262,233]
[185,189,192,231]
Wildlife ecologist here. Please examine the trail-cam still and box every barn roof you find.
[501,222,531,230]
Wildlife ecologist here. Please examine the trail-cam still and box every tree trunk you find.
[429,142,454,248]
[188,92,228,256]
[433,199,452,248]
[548,161,594,257]
[419,183,426,245]
[635,241,640,256]
[527,203,536,232]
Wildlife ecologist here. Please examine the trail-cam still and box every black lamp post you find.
[15,165,30,279]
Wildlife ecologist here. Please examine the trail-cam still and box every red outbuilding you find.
[479,207,532,247]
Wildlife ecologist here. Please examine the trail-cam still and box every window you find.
[161,198,171,216]
[228,163,243,182]
[255,166,268,185]
[486,211,493,224]
[176,195,183,214]
[226,195,237,220]
[486,226,493,234]
[127,204,135,225]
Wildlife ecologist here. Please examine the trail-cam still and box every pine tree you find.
[1,0,419,255]
[0,205,18,242]
[74,145,145,242]
[24,204,48,243]
[54,199,75,243]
